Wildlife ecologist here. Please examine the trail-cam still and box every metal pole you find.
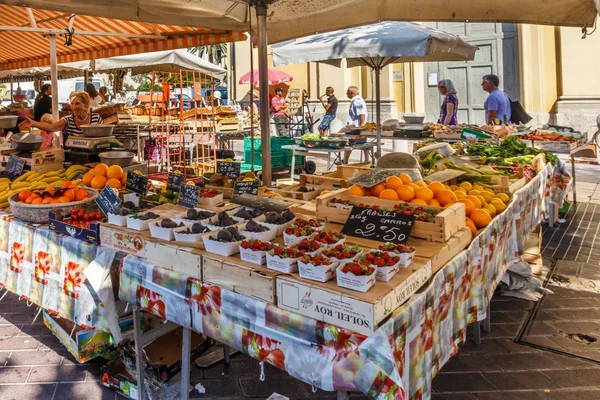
[49,35,59,121]
[132,306,144,400]
[256,3,272,187]
[249,8,255,171]
[9,78,13,102]
[374,67,382,159]
[180,327,191,400]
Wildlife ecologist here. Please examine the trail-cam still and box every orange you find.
[82,172,95,187]
[458,198,475,216]
[90,176,107,189]
[63,189,75,201]
[106,178,122,189]
[406,183,420,191]
[18,190,32,202]
[93,163,109,177]
[395,185,415,202]
[75,188,89,201]
[58,196,70,203]
[414,181,427,187]
[120,173,127,186]
[371,183,386,198]
[62,181,76,189]
[25,195,36,204]
[107,165,124,180]
[471,209,492,228]
[349,185,366,196]
[444,202,456,208]
[51,198,62,204]
[398,173,413,185]
[42,197,53,204]
[410,198,428,205]
[428,182,445,197]
[31,198,43,204]
[466,195,482,209]
[465,219,477,236]
[428,199,441,207]
[437,189,458,206]
[385,176,403,190]
[379,189,399,200]
[415,187,434,203]
[44,186,56,193]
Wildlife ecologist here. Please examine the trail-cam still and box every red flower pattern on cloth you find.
[34,251,51,284]
[63,261,82,299]
[368,371,406,400]
[136,286,167,319]
[241,330,285,370]
[10,241,24,272]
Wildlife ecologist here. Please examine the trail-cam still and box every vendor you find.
[18,91,103,147]
[344,86,370,163]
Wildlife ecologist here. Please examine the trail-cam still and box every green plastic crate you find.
[244,137,296,152]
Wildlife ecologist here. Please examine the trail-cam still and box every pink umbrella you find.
[238,68,293,86]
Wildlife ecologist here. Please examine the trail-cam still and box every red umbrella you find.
[238,68,293,86]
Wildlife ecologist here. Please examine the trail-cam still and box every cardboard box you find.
[101,359,139,399]
[276,257,432,335]
[0,148,64,166]
[43,311,137,363]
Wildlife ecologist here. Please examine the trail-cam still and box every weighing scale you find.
[64,135,123,164]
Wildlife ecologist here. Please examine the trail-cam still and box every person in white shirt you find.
[344,86,370,163]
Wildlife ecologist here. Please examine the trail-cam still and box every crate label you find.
[100,226,146,257]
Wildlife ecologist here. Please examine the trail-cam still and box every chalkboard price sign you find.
[95,186,122,216]
[167,173,185,192]
[217,161,241,180]
[233,180,260,197]
[125,173,149,196]
[5,155,25,181]
[178,184,201,208]
[341,206,415,244]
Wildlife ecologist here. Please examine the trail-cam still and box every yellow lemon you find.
[449,185,458,191]
[459,181,473,191]
[491,199,507,213]
[455,190,467,200]
[484,204,497,217]
[473,184,485,192]
[495,193,510,204]
[468,189,481,196]
[480,191,494,204]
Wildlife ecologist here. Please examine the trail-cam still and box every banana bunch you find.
[6,165,89,192]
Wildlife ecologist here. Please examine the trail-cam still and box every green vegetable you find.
[300,133,322,141]
[467,136,557,165]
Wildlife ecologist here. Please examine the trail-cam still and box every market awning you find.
[0,4,246,71]
[64,49,227,78]
[2,0,598,44]
[0,65,84,83]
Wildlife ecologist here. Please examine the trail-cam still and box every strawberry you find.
[241,240,250,249]
[243,239,273,252]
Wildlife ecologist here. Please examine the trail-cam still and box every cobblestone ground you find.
[1,160,599,400]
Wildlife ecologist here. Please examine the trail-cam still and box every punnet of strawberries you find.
[322,244,361,260]
[240,239,273,252]
[292,218,322,228]
[300,254,333,266]
[340,261,376,276]
[284,225,315,237]
[199,188,219,198]
[312,231,344,245]
[364,251,400,267]
[378,242,416,254]
[272,245,302,259]
[293,238,322,253]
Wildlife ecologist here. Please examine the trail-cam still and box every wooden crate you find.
[300,163,372,189]
[316,189,466,242]
[202,254,280,304]
[268,184,328,201]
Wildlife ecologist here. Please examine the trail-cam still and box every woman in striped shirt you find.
[19,91,103,147]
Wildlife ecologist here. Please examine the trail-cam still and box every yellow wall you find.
[558,23,600,98]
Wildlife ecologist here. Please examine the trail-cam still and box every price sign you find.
[95,186,122,216]
[167,173,185,192]
[4,155,25,180]
[217,161,241,180]
[178,184,201,208]
[125,173,149,196]
[233,180,259,197]
[341,206,415,244]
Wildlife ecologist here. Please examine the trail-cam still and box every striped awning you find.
[0,5,247,71]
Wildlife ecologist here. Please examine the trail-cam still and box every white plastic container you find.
[202,231,242,257]
[126,215,158,231]
[206,216,244,231]
[262,219,294,236]
[148,221,175,241]
[197,192,224,206]
[336,267,376,293]
[239,246,268,265]
[298,260,337,282]
[173,226,207,243]
[329,250,363,266]
[266,251,300,273]
[239,222,277,242]
[397,251,415,267]
[283,231,313,246]
[107,212,127,226]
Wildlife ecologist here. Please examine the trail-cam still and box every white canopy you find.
[3,0,598,44]
[64,50,227,78]
[0,65,84,83]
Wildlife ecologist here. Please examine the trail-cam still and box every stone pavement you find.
[1,163,600,400]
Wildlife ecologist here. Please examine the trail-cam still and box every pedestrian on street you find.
[344,86,370,163]
[318,86,338,136]
[482,74,511,125]
[271,87,289,136]
[438,79,459,126]
[33,83,52,122]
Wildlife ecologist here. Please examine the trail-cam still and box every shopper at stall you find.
[438,79,459,126]
[344,86,370,163]
[18,91,103,147]
[482,74,511,125]
[33,83,52,122]
[86,83,102,108]
[318,86,338,136]
[13,87,26,103]
[271,87,289,136]
[98,86,109,104]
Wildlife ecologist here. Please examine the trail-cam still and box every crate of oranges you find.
[316,173,467,242]
[8,181,98,223]
[81,163,128,190]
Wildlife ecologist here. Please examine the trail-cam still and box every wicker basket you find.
[8,188,99,223]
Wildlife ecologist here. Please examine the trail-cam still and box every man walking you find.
[318,86,338,136]
[482,74,511,125]
[271,87,289,136]
[344,86,369,163]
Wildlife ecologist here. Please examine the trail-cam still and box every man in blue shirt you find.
[344,86,370,163]
[482,74,511,125]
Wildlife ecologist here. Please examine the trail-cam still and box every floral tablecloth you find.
[118,164,552,400]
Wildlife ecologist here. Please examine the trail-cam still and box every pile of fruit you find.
[340,261,376,276]
[16,181,92,205]
[81,163,128,189]
[68,208,104,228]
[313,231,345,245]
[300,254,334,266]
[271,245,303,259]
[240,239,273,252]
[142,190,179,205]
[208,171,259,188]
[363,251,400,267]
